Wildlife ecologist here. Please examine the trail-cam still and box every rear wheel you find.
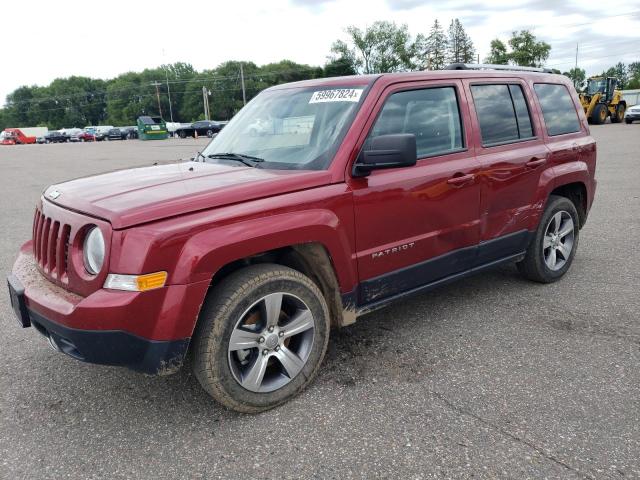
[179,130,186,139]
[193,264,330,413]
[611,104,625,123]
[517,195,580,283]
[206,129,213,138]
[591,104,607,125]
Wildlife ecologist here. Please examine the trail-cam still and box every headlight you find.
[83,226,105,275]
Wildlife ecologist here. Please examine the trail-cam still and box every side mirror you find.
[352,133,417,177]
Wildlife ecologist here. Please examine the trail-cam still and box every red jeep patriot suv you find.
[8,65,596,412]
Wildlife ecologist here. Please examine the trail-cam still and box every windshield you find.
[201,85,368,170]
[587,79,606,95]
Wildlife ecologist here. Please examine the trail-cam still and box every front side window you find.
[368,86,464,158]
[202,85,368,170]
[534,83,581,136]
[471,84,534,146]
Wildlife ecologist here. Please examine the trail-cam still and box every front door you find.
[349,80,481,305]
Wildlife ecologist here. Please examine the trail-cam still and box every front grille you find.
[33,208,71,283]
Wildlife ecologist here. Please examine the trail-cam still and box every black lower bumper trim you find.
[28,309,190,375]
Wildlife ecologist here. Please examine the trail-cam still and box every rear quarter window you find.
[533,83,581,136]
[471,84,535,146]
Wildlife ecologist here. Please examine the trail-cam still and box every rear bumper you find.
[10,243,210,375]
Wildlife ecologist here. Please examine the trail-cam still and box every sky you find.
[1,0,639,105]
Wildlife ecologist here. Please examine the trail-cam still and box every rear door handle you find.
[525,157,547,168]
[447,173,475,186]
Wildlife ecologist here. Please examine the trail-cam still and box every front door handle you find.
[447,173,475,186]
[526,157,547,168]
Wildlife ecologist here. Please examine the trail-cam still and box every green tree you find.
[485,39,509,64]
[507,30,551,67]
[323,57,357,77]
[424,19,447,70]
[330,21,422,74]
[563,67,586,89]
[446,19,475,64]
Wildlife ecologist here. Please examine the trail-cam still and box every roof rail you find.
[445,63,554,74]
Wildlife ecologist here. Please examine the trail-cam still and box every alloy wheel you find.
[543,210,575,271]
[228,292,315,393]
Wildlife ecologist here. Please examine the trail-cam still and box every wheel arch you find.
[549,181,588,228]
[203,242,351,330]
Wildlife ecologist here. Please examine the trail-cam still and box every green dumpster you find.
[137,116,168,140]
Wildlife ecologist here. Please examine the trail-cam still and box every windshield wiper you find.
[206,152,265,167]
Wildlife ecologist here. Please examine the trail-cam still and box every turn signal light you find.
[104,271,168,292]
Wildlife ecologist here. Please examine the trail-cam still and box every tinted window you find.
[534,83,581,136]
[471,84,534,145]
[369,87,463,158]
[509,85,534,138]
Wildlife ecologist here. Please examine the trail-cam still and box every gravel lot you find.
[1,128,639,479]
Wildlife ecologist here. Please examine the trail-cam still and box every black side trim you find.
[28,309,189,375]
[354,252,525,316]
[349,230,533,312]
[474,230,531,268]
[360,243,476,304]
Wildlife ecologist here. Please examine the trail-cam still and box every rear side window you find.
[369,86,464,158]
[471,84,534,146]
[533,83,581,136]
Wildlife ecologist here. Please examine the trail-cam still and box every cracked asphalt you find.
[1,126,639,479]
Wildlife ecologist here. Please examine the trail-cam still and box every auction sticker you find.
[309,89,363,104]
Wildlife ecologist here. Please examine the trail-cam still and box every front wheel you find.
[611,104,625,123]
[591,104,607,125]
[192,264,330,413]
[517,195,580,283]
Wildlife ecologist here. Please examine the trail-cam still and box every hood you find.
[44,161,333,229]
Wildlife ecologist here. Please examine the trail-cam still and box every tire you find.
[192,264,330,413]
[206,129,213,138]
[517,195,580,283]
[625,118,632,124]
[611,104,625,123]
[591,104,607,125]
[179,130,186,139]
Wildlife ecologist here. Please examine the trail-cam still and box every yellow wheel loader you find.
[579,77,626,125]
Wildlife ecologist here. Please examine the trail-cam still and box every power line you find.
[3,67,321,107]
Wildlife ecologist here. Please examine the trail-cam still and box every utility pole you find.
[240,63,246,105]
[202,86,210,120]
[151,81,163,118]
[165,67,174,123]
[575,43,578,71]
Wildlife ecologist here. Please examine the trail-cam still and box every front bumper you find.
[625,113,640,121]
[9,243,210,375]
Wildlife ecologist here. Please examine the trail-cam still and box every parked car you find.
[76,131,97,142]
[8,66,596,413]
[107,128,127,140]
[69,131,83,142]
[44,131,69,143]
[625,104,640,124]
[120,126,138,139]
[175,120,224,138]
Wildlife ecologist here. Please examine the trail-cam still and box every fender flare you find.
[171,209,357,292]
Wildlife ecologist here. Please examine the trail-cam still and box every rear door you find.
[464,80,549,265]
[349,80,481,305]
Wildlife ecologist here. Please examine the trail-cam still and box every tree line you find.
[3,18,635,132]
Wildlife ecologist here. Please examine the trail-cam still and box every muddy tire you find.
[517,195,580,283]
[192,264,330,413]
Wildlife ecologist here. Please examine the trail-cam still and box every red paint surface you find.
[13,70,596,341]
